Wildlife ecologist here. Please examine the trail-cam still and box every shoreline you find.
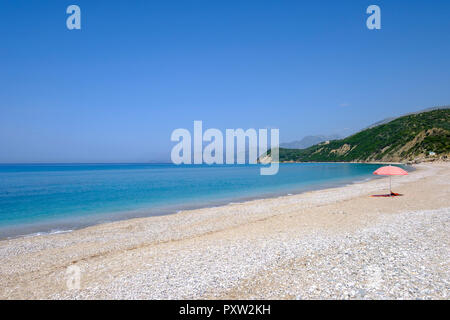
[0,163,394,240]
[0,162,448,299]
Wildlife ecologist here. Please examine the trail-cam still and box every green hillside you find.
[271,109,450,163]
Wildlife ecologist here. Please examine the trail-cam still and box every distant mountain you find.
[267,108,450,163]
[364,117,396,130]
[363,105,450,130]
[280,134,342,149]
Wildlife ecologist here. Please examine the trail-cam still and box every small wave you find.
[50,229,73,235]
[21,229,73,239]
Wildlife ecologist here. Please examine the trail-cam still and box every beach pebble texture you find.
[207,208,449,299]
[0,163,449,299]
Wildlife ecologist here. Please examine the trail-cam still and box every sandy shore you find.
[0,163,449,299]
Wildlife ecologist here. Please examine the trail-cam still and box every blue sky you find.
[1,0,449,162]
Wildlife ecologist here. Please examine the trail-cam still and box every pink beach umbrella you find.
[373,165,408,196]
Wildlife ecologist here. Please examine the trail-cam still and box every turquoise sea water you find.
[0,163,396,238]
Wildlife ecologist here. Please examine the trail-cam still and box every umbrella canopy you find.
[373,165,408,176]
[373,165,408,196]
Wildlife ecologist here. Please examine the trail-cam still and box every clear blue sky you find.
[1,0,449,162]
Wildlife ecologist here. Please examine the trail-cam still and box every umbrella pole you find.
[389,176,392,196]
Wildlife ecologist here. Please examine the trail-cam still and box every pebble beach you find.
[0,163,449,299]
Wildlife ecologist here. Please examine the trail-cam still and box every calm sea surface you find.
[0,163,398,238]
